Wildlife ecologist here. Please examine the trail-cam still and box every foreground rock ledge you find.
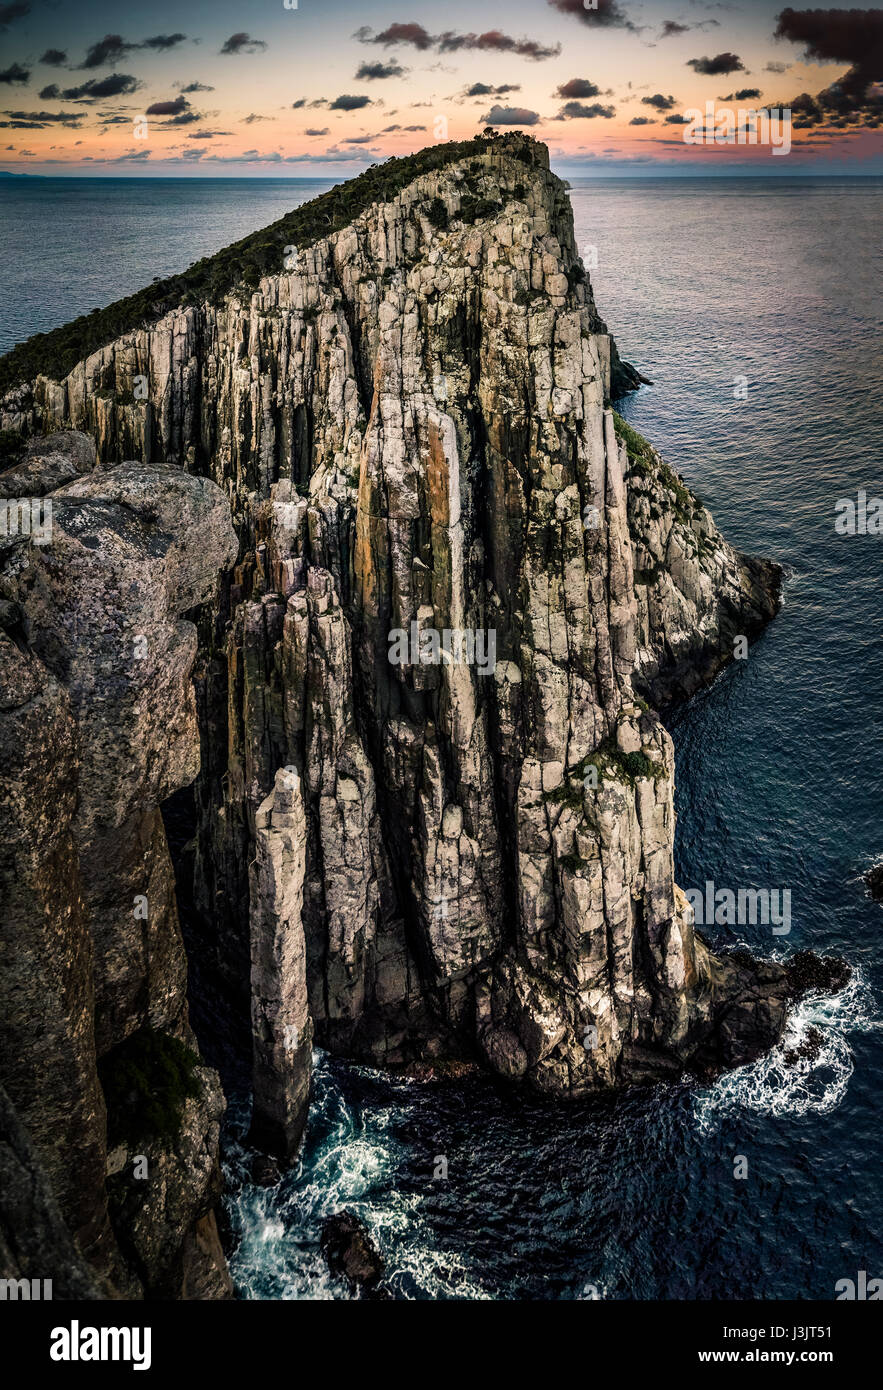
[0,447,237,1296]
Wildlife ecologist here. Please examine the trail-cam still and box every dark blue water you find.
[3,175,880,1299]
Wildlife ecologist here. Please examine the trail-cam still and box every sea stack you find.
[1,135,808,1292]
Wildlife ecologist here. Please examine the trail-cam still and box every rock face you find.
[249,765,313,1159]
[0,439,237,1296]
[1,135,797,1238]
[0,1084,104,1299]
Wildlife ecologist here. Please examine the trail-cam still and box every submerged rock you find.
[783,1026,825,1067]
[864,863,883,903]
[250,1154,282,1188]
[321,1212,388,1298]
[783,950,851,1000]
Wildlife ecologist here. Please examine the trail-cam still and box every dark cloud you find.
[721,88,762,101]
[2,108,83,126]
[355,23,560,60]
[687,52,746,76]
[242,113,273,123]
[0,63,29,84]
[80,35,133,68]
[342,133,381,144]
[555,78,601,99]
[291,98,307,108]
[546,0,636,32]
[355,60,406,80]
[660,21,689,37]
[187,130,231,138]
[463,82,521,97]
[49,74,141,101]
[40,49,67,66]
[354,22,434,51]
[642,92,677,110]
[438,31,560,60]
[774,7,883,126]
[554,100,616,119]
[145,96,189,116]
[220,33,267,55]
[664,113,691,123]
[481,104,541,126]
[0,2,29,28]
[629,115,654,124]
[305,127,329,135]
[178,81,214,93]
[329,93,373,110]
[141,34,187,51]
[765,61,790,74]
[79,32,189,68]
[164,110,202,126]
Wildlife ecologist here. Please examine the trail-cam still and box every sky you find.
[0,0,881,176]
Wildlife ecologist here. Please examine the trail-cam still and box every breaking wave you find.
[693,969,880,1133]
[223,1051,490,1301]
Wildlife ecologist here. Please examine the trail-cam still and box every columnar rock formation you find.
[0,136,792,1279]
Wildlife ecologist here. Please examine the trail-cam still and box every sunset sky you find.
[1,0,881,175]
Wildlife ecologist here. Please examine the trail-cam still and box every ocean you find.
[3,173,880,1300]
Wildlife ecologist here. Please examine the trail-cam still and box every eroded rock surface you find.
[0,450,237,1296]
[0,138,804,1228]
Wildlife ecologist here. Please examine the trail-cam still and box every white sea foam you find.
[693,969,880,1133]
[224,1048,492,1300]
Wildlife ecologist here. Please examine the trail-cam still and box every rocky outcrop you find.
[621,417,782,705]
[321,1211,388,1299]
[0,136,802,1211]
[0,440,237,1296]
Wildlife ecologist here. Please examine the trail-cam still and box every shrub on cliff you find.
[99,1028,202,1147]
[0,135,542,395]
[427,196,448,230]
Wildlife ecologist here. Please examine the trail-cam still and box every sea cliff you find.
[1,134,810,1296]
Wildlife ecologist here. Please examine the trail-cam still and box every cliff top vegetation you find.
[0,132,544,395]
